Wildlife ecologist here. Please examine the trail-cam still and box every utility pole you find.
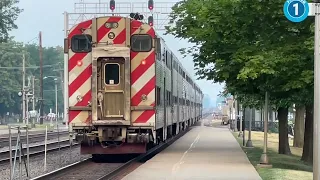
[64,12,69,129]
[39,31,44,124]
[26,94,29,126]
[32,76,35,111]
[22,54,26,124]
[55,78,58,128]
[32,76,35,128]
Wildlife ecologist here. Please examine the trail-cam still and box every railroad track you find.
[0,131,70,148]
[0,139,78,163]
[32,127,191,180]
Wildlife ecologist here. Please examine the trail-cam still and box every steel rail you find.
[0,131,69,147]
[31,114,209,180]
[0,139,78,163]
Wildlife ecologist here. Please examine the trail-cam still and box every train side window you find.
[165,51,168,65]
[166,90,169,105]
[71,34,92,53]
[104,63,120,85]
[156,87,161,105]
[131,34,152,52]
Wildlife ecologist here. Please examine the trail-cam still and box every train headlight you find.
[108,32,115,39]
[105,22,118,29]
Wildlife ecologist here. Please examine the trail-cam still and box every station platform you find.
[123,118,262,180]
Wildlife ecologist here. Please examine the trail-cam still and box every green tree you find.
[25,44,64,116]
[0,42,64,124]
[0,0,23,42]
[0,39,31,122]
[166,0,314,160]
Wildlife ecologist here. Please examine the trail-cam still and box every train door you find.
[97,58,125,120]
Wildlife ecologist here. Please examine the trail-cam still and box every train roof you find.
[155,31,203,94]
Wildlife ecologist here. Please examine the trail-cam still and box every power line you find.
[0,64,60,69]
[26,36,39,44]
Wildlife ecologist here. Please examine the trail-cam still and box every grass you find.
[233,131,313,180]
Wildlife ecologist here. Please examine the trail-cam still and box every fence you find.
[234,120,294,135]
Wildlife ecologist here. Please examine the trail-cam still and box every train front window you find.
[104,63,120,85]
[131,35,152,52]
[71,34,92,53]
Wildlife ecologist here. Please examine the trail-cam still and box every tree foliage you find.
[0,0,22,42]
[0,41,64,119]
[0,39,27,114]
[166,0,313,107]
[166,0,314,158]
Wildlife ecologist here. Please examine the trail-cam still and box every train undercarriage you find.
[73,117,201,161]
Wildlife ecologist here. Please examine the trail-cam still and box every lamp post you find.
[258,91,272,167]
[238,104,243,137]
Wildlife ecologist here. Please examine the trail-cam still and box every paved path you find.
[123,118,262,180]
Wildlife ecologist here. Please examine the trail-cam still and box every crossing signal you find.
[110,0,115,11]
[148,0,154,10]
[148,16,153,26]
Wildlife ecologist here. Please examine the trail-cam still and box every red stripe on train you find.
[68,53,88,72]
[131,51,155,85]
[134,102,155,123]
[130,20,142,34]
[145,27,155,38]
[68,20,92,39]
[131,76,156,106]
[130,51,139,61]
[97,17,122,43]
[74,90,92,106]
[113,29,126,44]
[68,91,91,123]
[69,64,92,97]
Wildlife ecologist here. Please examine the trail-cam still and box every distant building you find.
[215,93,234,113]
[215,93,232,106]
[203,94,212,108]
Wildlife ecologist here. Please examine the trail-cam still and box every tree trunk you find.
[293,105,305,148]
[301,104,313,164]
[278,107,291,155]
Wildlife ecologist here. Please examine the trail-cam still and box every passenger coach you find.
[64,13,204,158]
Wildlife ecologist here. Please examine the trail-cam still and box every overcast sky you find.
[10,0,223,105]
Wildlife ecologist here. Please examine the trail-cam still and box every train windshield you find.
[131,35,152,52]
[71,34,92,53]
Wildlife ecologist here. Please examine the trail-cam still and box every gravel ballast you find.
[0,145,90,180]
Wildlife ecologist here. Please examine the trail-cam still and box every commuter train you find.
[64,14,204,159]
